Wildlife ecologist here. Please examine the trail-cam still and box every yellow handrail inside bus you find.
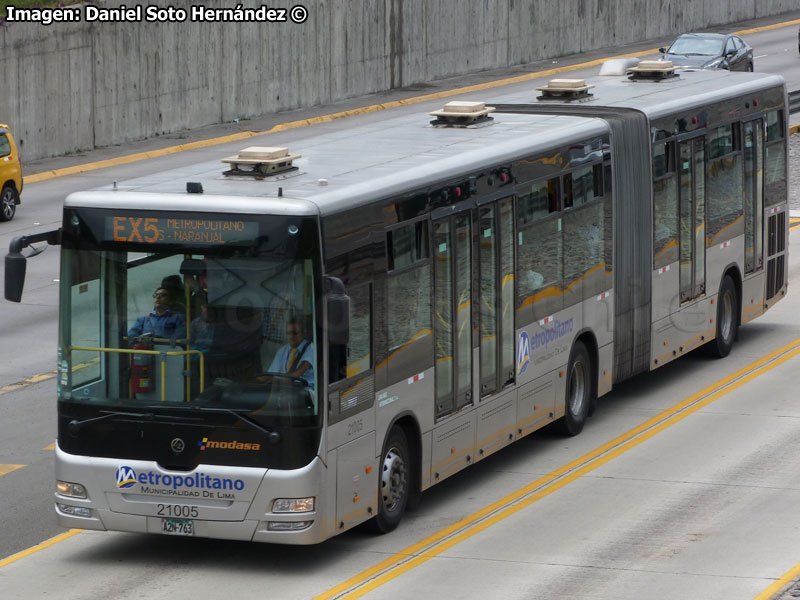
[70,346,205,401]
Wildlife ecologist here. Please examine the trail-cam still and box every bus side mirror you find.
[324,276,350,346]
[4,250,26,302]
[4,229,62,302]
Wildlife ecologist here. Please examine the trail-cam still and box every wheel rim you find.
[720,288,735,342]
[380,446,407,513]
[568,360,586,419]
[1,189,13,219]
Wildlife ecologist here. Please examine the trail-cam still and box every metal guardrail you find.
[789,90,800,114]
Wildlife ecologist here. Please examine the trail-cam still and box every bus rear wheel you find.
[369,425,410,534]
[706,275,738,358]
[560,341,592,436]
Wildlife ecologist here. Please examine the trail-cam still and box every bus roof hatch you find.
[221,146,301,178]
[429,101,495,127]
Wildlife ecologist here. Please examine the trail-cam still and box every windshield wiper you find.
[67,410,201,435]
[157,405,281,444]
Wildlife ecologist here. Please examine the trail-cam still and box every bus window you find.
[517,207,563,321]
[342,283,372,381]
[764,110,786,206]
[653,141,679,269]
[386,220,432,382]
[706,123,743,246]
[518,178,559,224]
[388,220,429,270]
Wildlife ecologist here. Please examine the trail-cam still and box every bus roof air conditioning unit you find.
[627,60,679,81]
[221,146,301,178]
[536,79,594,102]
[430,101,495,127]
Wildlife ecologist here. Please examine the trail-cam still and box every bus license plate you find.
[161,518,194,536]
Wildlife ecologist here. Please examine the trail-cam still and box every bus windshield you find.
[58,208,322,429]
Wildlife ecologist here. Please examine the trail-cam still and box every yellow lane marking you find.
[0,371,57,398]
[0,464,25,477]
[43,443,55,451]
[754,562,800,600]
[23,18,800,186]
[790,218,800,232]
[738,19,800,34]
[316,337,800,600]
[0,530,83,569]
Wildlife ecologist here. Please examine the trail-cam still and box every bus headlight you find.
[272,497,314,513]
[57,480,87,499]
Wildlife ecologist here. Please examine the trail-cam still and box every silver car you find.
[660,33,754,71]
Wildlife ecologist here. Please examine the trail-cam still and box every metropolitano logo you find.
[116,465,137,489]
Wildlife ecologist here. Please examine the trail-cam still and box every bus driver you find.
[268,317,314,387]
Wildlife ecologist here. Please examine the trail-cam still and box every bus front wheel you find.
[560,341,592,436]
[369,425,410,534]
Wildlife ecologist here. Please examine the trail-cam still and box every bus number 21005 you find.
[157,504,199,518]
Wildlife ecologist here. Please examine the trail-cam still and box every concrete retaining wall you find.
[0,0,795,161]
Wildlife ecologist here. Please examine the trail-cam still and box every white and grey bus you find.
[5,60,788,544]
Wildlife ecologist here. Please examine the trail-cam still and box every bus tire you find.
[560,341,592,436]
[706,275,738,358]
[369,425,410,534]
[0,184,18,222]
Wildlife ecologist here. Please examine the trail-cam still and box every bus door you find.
[433,211,472,419]
[476,196,516,400]
[743,118,764,274]
[679,136,706,303]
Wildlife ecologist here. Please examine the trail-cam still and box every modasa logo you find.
[197,437,261,451]
[116,466,137,489]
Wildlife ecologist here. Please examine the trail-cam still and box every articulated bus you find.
[5,60,787,544]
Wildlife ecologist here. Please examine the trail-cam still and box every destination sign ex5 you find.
[105,216,258,246]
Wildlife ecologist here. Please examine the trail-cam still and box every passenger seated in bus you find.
[189,293,213,352]
[267,317,314,387]
[195,303,263,380]
[127,286,186,340]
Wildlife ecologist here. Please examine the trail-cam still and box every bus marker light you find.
[267,521,313,531]
[353,495,359,503]
[365,465,372,474]
[57,503,92,518]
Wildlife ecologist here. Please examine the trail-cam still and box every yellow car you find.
[0,124,22,221]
